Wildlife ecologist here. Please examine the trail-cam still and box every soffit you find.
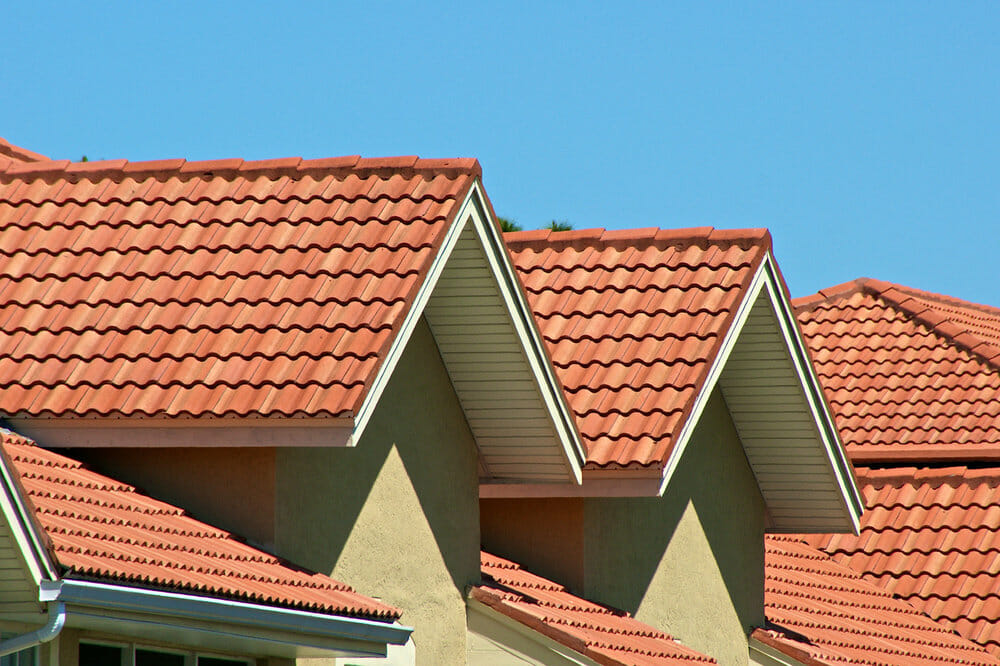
[794,280,1000,463]
[804,466,1000,658]
[0,155,477,419]
[425,222,581,483]
[474,551,717,665]
[762,535,998,665]
[0,431,398,621]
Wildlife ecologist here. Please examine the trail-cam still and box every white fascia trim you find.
[467,599,600,666]
[348,187,476,446]
[655,255,864,531]
[348,182,587,484]
[756,253,864,530]
[748,637,809,666]
[40,579,412,647]
[656,259,770,496]
[464,183,587,480]
[0,438,59,584]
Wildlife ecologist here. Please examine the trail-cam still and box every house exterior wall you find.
[478,389,766,666]
[70,447,277,551]
[275,318,481,666]
[581,389,766,666]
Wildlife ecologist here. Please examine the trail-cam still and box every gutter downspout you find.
[0,601,66,658]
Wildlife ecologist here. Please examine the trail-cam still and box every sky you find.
[2,2,998,304]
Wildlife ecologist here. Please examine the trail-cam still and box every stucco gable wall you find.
[275,317,481,665]
[582,388,766,666]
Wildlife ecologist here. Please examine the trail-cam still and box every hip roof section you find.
[794,279,1000,463]
[762,534,998,665]
[474,551,717,665]
[804,466,1000,658]
[0,430,399,620]
[0,154,478,419]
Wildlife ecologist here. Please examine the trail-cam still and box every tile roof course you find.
[794,279,1000,463]
[474,551,717,665]
[0,430,398,620]
[762,535,998,665]
[505,227,770,469]
[803,467,1000,657]
[0,154,479,418]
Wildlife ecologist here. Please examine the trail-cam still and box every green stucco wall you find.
[275,318,481,666]
[582,389,766,666]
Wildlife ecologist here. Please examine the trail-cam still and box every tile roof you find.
[794,279,1000,463]
[803,467,1000,658]
[0,154,479,418]
[763,535,998,665]
[474,551,717,665]
[505,227,770,469]
[0,138,49,164]
[0,430,398,620]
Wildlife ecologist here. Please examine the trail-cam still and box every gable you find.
[492,228,862,533]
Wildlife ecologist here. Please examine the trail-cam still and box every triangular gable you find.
[0,154,586,485]
[490,229,862,533]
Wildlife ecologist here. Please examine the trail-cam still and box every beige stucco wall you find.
[582,389,766,666]
[276,318,481,666]
[479,389,766,666]
[70,446,277,550]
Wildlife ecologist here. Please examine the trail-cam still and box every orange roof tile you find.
[802,467,1000,657]
[0,154,479,418]
[474,551,716,665]
[0,430,398,620]
[794,279,1000,463]
[505,227,770,469]
[763,535,998,665]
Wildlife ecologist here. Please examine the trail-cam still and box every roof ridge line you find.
[791,278,871,314]
[863,279,1000,372]
[0,138,50,163]
[504,226,772,252]
[0,155,482,183]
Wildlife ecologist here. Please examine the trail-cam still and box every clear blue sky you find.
[3,3,997,304]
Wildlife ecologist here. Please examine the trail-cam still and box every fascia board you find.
[467,599,600,666]
[41,579,411,649]
[657,259,769,496]
[756,253,864,531]
[463,183,587,479]
[349,182,586,483]
[348,186,475,447]
[748,637,810,666]
[655,256,864,532]
[0,439,58,585]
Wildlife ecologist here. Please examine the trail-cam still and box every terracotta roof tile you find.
[505,227,770,468]
[0,155,480,418]
[474,551,716,665]
[763,535,998,664]
[0,430,398,620]
[0,138,49,164]
[800,468,1000,657]
[793,279,1000,463]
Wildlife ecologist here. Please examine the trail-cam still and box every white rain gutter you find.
[0,601,65,658]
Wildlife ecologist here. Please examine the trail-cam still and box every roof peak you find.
[795,278,1000,371]
[0,137,50,163]
[504,226,771,252]
[0,154,481,183]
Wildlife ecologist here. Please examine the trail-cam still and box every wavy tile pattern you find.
[0,156,478,417]
[506,227,768,468]
[803,468,1000,657]
[1,431,398,619]
[763,535,997,664]
[794,281,1000,461]
[475,551,716,665]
